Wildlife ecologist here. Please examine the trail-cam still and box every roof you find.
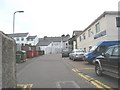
[27,36,37,39]
[69,30,83,42]
[72,30,83,37]
[7,33,29,37]
[76,11,118,38]
[37,36,70,46]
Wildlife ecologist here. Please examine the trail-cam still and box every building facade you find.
[8,33,39,51]
[76,11,119,52]
[26,35,39,46]
[36,36,70,54]
[7,33,29,45]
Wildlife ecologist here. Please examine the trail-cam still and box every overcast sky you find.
[0,0,119,38]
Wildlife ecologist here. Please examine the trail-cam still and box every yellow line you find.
[72,68,77,72]
[78,73,90,81]
[94,80,113,90]
[84,68,94,70]
[91,81,104,89]
[75,68,79,72]
[17,84,33,88]
[72,68,113,89]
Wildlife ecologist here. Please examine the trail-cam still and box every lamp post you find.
[13,11,24,34]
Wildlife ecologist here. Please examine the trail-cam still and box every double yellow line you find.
[72,68,113,90]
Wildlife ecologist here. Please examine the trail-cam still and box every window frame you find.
[21,37,24,41]
[88,29,91,37]
[16,37,19,41]
[95,23,100,33]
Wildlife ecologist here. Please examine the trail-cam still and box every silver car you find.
[69,49,84,61]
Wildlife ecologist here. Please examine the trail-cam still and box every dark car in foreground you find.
[62,49,72,57]
[95,45,120,78]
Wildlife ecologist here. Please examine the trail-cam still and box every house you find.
[36,35,70,54]
[76,11,119,52]
[69,31,83,50]
[26,35,39,46]
[7,33,29,45]
[7,33,39,51]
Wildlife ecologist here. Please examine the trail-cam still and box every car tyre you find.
[73,58,75,61]
[95,63,102,76]
[69,57,71,60]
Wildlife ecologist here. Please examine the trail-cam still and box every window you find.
[88,29,91,37]
[17,37,19,41]
[21,43,24,46]
[79,36,81,41]
[27,38,29,41]
[21,37,24,41]
[31,39,33,41]
[105,47,114,56]
[83,33,86,40]
[97,46,107,54]
[112,47,119,56]
[95,23,100,33]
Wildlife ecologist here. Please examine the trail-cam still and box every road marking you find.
[72,68,77,72]
[72,68,113,90]
[17,84,33,88]
[71,81,81,88]
[94,80,112,90]
[56,82,61,88]
[83,68,94,70]
[56,81,80,88]
[90,81,104,89]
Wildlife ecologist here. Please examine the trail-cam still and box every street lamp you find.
[13,11,24,34]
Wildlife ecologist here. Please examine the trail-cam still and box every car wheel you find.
[73,58,75,61]
[95,63,102,76]
[69,57,71,60]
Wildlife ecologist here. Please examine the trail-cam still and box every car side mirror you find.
[101,53,105,56]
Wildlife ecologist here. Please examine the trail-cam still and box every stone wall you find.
[0,31,17,89]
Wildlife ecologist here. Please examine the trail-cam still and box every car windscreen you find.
[90,46,98,52]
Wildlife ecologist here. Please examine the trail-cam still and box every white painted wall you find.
[26,36,39,46]
[77,13,119,52]
[14,34,29,45]
[39,41,70,54]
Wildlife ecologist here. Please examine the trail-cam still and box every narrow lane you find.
[17,54,95,88]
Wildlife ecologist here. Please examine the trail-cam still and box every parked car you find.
[84,41,120,64]
[94,45,120,78]
[62,49,72,57]
[69,49,84,61]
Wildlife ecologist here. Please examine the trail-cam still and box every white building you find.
[76,11,119,52]
[36,36,70,54]
[7,33,39,46]
[26,35,39,46]
[7,33,29,45]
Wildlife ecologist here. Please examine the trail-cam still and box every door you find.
[101,47,114,71]
[108,46,120,74]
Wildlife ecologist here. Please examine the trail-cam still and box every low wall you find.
[0,31,17,89]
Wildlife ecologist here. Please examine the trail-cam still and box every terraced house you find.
[76,11,119,52]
